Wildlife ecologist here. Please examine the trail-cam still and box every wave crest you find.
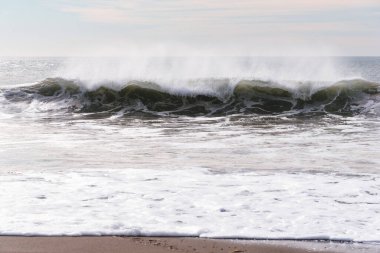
[1,78,379,117]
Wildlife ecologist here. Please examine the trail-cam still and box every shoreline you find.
[0,236,378,253]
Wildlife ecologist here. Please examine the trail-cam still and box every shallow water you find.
[0,115,379,173]
[0,57,379,241]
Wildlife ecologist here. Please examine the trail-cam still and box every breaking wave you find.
[1,78,379,117]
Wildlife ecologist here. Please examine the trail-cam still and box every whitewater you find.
[0,57,379,242]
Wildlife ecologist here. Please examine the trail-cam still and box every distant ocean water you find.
[0,57,379,241]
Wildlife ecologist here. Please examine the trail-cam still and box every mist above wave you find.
[55,57,362,91]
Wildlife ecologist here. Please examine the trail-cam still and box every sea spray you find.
[55,57,362,91]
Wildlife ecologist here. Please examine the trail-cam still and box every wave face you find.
[1,77,379,117]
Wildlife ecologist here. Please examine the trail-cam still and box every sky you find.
[1,0,380,56]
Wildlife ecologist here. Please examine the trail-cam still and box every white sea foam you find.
[0,168,379,241]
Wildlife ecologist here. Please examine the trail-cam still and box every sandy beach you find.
[0,237,378,253]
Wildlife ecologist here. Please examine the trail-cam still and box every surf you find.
[1,77,379,117]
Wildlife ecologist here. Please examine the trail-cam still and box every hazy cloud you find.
[57,0,380,25]
[1,0,379,56]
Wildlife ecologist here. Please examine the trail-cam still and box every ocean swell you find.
[1,78,379,117]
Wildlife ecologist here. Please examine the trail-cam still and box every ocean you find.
[0,57,379,241]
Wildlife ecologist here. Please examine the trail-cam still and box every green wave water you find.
[2,77,379,117]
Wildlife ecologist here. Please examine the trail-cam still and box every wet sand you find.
[0,237,378,253]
